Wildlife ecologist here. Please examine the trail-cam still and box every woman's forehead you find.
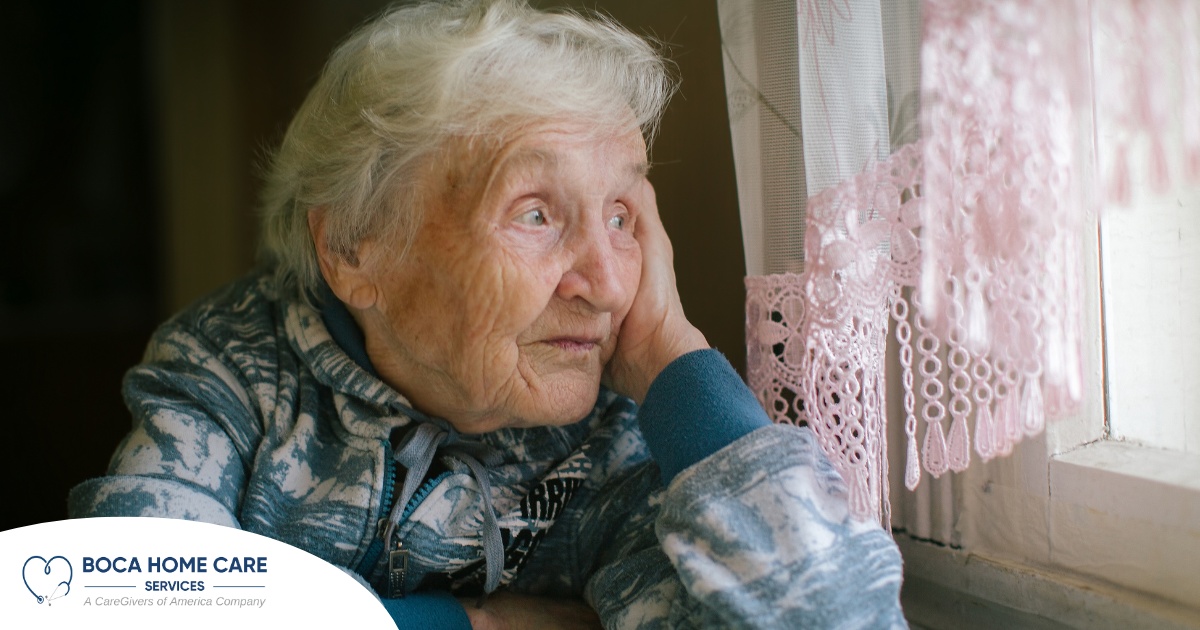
[484,127,648,185]
[431,123,647,216]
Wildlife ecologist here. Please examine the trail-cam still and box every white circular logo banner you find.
[1,517,394,628]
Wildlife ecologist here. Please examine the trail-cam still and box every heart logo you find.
[22,555,73,605]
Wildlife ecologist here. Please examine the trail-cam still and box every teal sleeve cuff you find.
[636,349,771,484]
[380,591,471,630]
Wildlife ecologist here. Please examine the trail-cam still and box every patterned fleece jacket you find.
[68,270,907,629]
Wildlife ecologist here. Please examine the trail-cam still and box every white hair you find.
[258,0,676,300]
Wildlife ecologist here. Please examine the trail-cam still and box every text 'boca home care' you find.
[83,557,268,592]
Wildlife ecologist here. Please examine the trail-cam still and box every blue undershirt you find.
[317,284,768,629]
[637,348,771,484]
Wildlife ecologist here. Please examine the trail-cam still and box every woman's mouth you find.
[544,337,601,352]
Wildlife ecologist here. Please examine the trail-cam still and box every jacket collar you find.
[283,280,417,439]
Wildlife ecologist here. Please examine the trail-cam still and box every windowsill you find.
[1045,439,1200,609]
[898,535,1200,630]
[897,439,1200,628]
[1051,439,1200,528]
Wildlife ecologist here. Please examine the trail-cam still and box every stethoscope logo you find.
[22,555,73,605]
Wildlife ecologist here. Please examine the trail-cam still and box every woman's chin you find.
[484,380,602,433]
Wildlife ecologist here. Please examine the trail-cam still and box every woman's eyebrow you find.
[620,161,650,192]
[499,148,557,173]
[484,150,648,196]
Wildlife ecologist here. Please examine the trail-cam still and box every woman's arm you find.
[69,321,490,630]
[460,592,600,630]
[589,180,907,628]
[68,324,258,525]
[586,354,907,628]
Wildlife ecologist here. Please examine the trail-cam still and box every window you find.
[716,0,1199,621]
[895,10,1200,625]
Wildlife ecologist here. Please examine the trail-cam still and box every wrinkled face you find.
[356,123,647,433]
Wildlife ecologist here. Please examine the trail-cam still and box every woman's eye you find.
[608,215,626,230]
[515,207,547,226]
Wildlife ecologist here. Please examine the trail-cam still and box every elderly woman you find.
[70,1,906,628]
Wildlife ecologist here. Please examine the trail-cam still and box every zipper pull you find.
[387,539,410,598]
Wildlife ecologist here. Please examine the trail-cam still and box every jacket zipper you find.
[355,439,396,580]
[381,471,452,598]
[355,439,450,597]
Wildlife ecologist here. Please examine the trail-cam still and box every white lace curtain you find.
[719,0,1200,525]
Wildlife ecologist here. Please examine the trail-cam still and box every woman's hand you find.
[605,179,709,403]
[461,592,601,630]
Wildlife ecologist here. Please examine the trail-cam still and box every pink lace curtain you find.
[720,0,1200,525]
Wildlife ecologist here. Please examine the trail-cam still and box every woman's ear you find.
[308,207,379,310]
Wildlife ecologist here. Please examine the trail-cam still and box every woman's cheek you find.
[476,248,557,334]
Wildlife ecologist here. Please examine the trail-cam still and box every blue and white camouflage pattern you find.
[70,270,906,628]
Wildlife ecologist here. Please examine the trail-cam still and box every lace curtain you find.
[720,0,1200,525]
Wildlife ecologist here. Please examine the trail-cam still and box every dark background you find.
[0,0,744,532]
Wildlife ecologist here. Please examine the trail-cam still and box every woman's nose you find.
[556,220,630,313]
